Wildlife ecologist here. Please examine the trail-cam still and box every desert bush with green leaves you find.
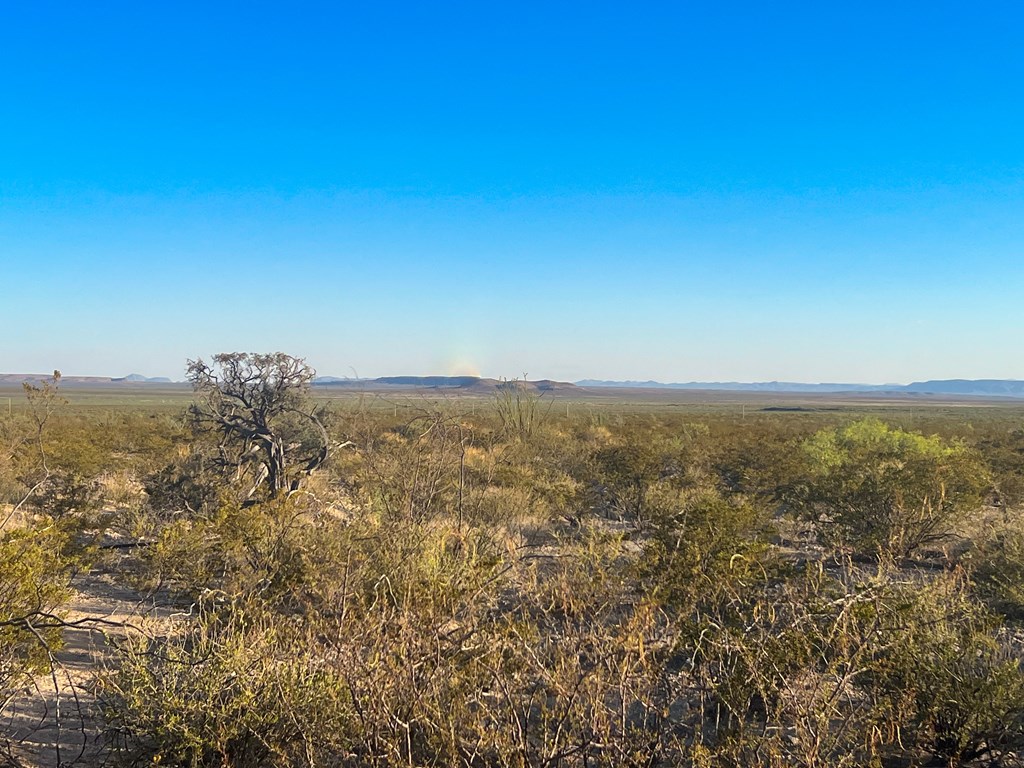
[787,418,990,557]
[0,526,74,688]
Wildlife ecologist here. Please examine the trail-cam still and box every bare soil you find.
[4,555,177,768]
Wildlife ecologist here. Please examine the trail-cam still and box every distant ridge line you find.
[0,373,178,384]
[575,379,1024,397]
[3,373,1024,398]
[312,376,579,393]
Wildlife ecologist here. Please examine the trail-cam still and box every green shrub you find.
[639,487,775,616]
[790,419,989,557]
[0,524,77,743]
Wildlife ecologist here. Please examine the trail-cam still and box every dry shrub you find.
[968,513,1024,622]
[685,563,1024,767]
[96,469,147,509]
[351,411,468,523]
[103,502,695,767]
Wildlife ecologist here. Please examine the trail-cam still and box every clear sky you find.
[2,2,1023,383]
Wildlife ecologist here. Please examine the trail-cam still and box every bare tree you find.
[186,353,329,501]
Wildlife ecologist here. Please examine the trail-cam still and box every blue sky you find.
[2,2,1023,382]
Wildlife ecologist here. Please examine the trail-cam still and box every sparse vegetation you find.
[4,361,1024,766]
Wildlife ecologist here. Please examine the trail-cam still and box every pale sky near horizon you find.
[2,2,1023,383]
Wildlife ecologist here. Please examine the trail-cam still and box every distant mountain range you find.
[0,373,175,384]
[3,373,1024,398]
[312,376,578,393]
[575,379,1024,397]
[114,374,174,383]
[317,376,1024,398]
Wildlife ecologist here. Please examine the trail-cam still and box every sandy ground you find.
[3,557,176,768]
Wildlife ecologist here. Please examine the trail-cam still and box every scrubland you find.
[4,368,1024,767]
